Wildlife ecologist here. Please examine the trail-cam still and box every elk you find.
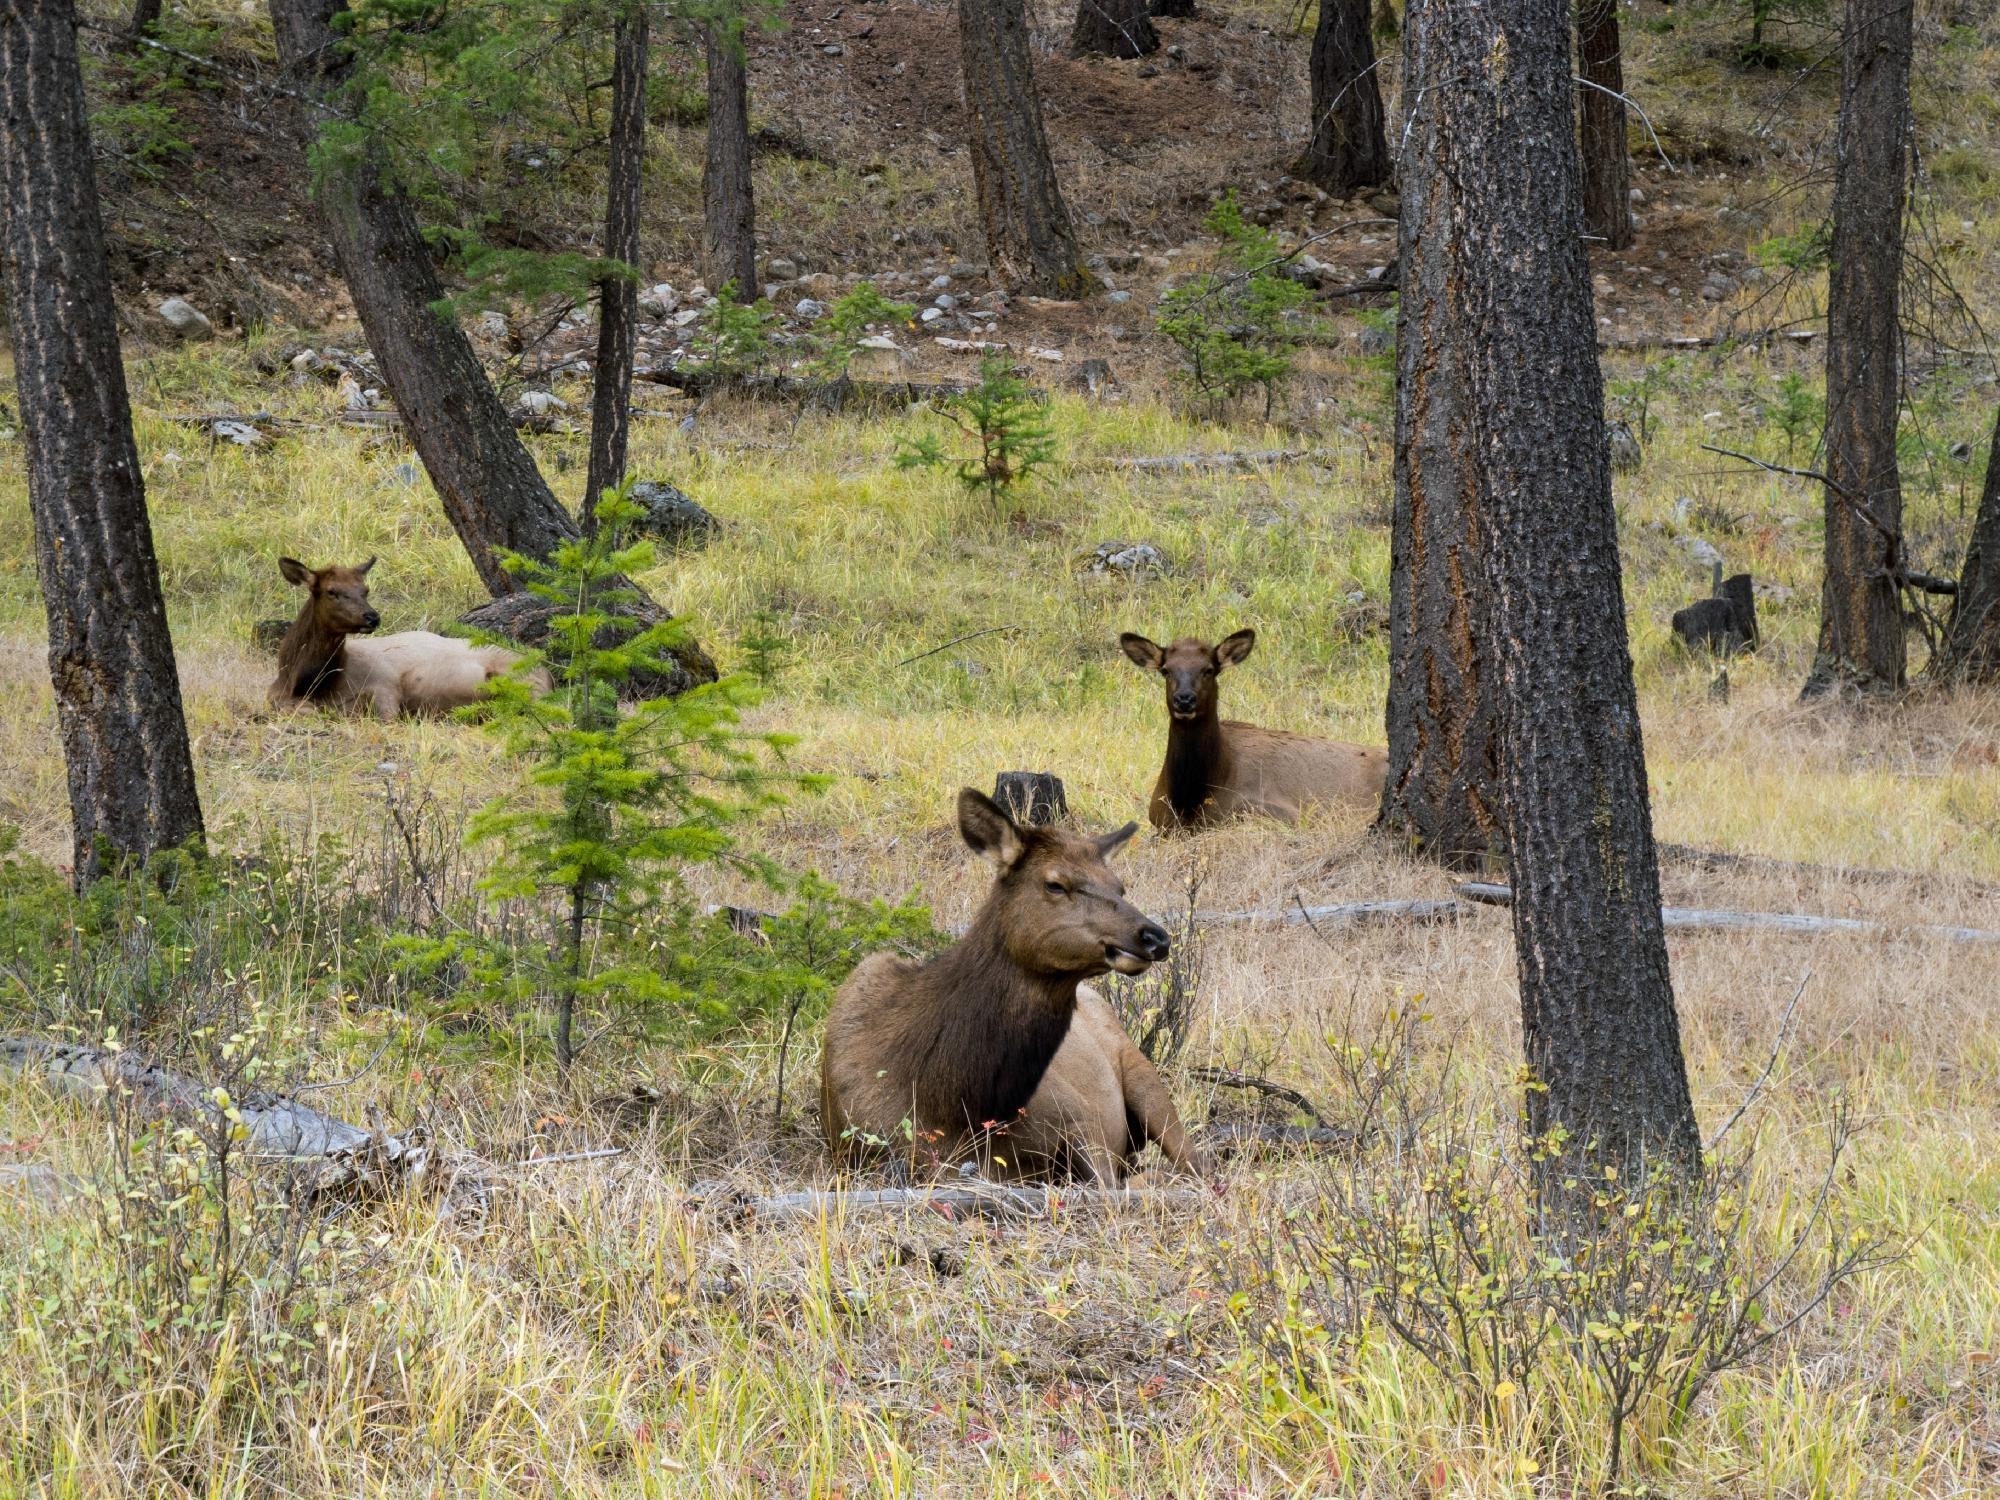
[821,789,1202,1184]
[1120,628,1387,831]
[268,556,537,719]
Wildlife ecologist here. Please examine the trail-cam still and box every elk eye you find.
[1044,880,1068,897]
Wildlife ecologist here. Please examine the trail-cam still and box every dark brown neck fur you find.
[1164,709,1228,823]
[275,599,348,701]
[904,903,1082,1135]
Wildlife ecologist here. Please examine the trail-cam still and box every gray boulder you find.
[158,297,214,340]
[629,480,721,548]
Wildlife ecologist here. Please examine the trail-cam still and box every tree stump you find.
[1671,572,1759,656]
[992,771,1068,826]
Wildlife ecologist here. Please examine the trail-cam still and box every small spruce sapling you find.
[1155,190,1315,419]
[798,282,917,385]
[460,484,820,1073]
[690,280,777,381]
[895,352,1057,512]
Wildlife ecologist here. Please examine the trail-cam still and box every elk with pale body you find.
[821,789,1202,1184]
[268,556,541,719]
[1121,628,1387,830]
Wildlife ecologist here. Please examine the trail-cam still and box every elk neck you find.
[275,600,348,701]
[1163,703,1229,822]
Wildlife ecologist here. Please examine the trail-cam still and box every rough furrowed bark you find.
[1070,0,1160,58]
[584,3,648,530]
[1936,407,2000,680]
[1807,0,1913,696]
[1577,0,1632,249]
[1379,0,1502,872]
[1401,0,1700,1174]
[959,0,1099,297]
[1295,0,1389,194]
[0,0,206,883]
[702,17,758,296]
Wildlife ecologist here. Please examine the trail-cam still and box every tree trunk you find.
[1379,0,1501,871]
[1806,0,1912,696]
[125,0,164,42]
[1,0,206,885]
[265,0,713,686]
[1294,0,1389,195]
[1151,0,1196,16]
[1070,0,1159,58]
[1936,408,2000,680]
[585,2,648,532]
[1577,0,1632,250]
[960,0,1099,297]
[1399,0,1700,1175]
[702,17,757,297]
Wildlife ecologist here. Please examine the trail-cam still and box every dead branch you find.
[1602,328,1818,353]
[1707,971,1811,1150]
[1455,883,2000,945]
[1196,1122,1357,1153]
[1658,842,2000,899]
[1187,1065,1327,1127]
[1194,897,1468,929]
[714,1181,1200,1223]
[1091,448,1335,473]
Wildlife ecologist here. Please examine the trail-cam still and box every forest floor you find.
[1,0,1999,1496]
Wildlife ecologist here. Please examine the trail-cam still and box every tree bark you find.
[702,16,757,297]
[585,2,648,532]
[1806,0,1912,696]
[1151,0,1196,16]
[1070,0,1159,58]
[1294,0,1389,195]
[1577,0,1633,250]
[1936,408,2000,679]
[960,0,1099,297]
[1399,0,1700,1175]
[1,0,206,884]
[125,0,164,43]
[1380,0,1501,872]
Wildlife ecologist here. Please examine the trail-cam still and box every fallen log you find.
[1095,448,1335,473]
[1193,897,1468,929]
[634,366,987,409]
[1600,328,1818,353]
[0,1036,426,1192]
[1455,883,2000,945]
[713,1180,1199,1223]
[1197,1122,1357,1153]
[1658,842,2000,899]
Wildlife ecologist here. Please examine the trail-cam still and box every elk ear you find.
[1215,628,1257,668]
[1119,632,1164,671]
[957,787,1026,870]
[278,557,312,588]
[356,555,377,576]
[1094,821,1139,858]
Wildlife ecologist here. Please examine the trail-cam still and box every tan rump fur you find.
[1120,628,1387,831]
[267,555,546,720]
[820,790,1202,1185]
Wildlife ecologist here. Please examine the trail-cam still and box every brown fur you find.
[267,556,542,720]
[820,790,1201,1184]
[1120,628,1388,831]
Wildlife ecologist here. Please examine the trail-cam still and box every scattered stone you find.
[1367,189,1401,217]
[822,42,844,55]
[950,262,983,279]
[671,308,703,329]
[288,348,323,383]
[931,274,953,290]
[210,419,265,448]
[935,336,1008,352]
[934,293,958,311]
[1072,358,1119,400]
[640,284,678,318]
[1364,264,1389,282]
[1678,535,1723,570]
[794,298,828,321]
[1136,63,1159,77]
[516,389,567,418]
[392,462,421,486]
[1606,419,1642,473]
[919,307,945,324]
[851,335,908,378]
[1026,347,1064,362]
[629,480,721,548]
[1629,186,1646,205]
[1699,274,1736,302]
[1356,322,1393,357]
[157,297,213,340]
[1084,541,1167,578]
[1105,290,1132,305]
[1950,440,1975,462]
[765,255,800,281]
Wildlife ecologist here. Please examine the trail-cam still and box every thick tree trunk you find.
[1070,0,1159,58]
[125,0,164,42]
[1936,409,2000,680]
[960,0,1098,297]
[1,0,206,884]
[585,3,648,531]
[1380,0,1501,871]
[1294,0,1389,195]
[702,17,757,297]
[1577,0,1633,250]
[1806,0,1912,696]
[1399,0,1700,1175]
[1151,0,1196,16]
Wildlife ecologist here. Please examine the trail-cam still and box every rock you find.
[210,419,265,448]
[934,293,958,311]
[1105,289,1132,305]
[640,283,679,318]
[919,307,945,324]
[1072,358,1119,399]
[629,480,721,548]
[1137,63,1159,77]
[1365,264,1389,282]
[931,274,953,290]
[794,298,828,321]
[1606,419,1642,473]
[1356,322,1393,357]
[1699,274,1736,302]
[1083,541,1167,578]
[851,335,908,379]
[992,772,1068,827]
[1026,347,1064,362]
[1103,251,1141,273]
[1950,440,1974,462]
[477,309,511,342]
[950,262,983,279]
[1367,189,1401,217]
[1678,535,1723,570]
[822,42,843,55]
[391,462,421,486]
[764,255,800,281]
[671,308,703,329]
[157,297,213,340]
[1629,186,1646,205]
[517,389,567,418]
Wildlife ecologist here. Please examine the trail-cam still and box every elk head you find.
[280,555,381,636]
[957,788,1166,978]
[1119,629,1256,721]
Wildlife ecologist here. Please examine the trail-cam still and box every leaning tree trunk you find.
[585,1,648,531]
[1151,0,1195,16]
[265,0,714,686]
[960,0,1098,297]
[1806,0,1913,697]
[1401,0,1700,1176]
[1379,0,1501,871]
[1294,0,1389,195]
[1,0,206,885]
[702,15,757,297]
[1935,408,2000,680]
[125,0,164,43]
[1070,0,1159,58]
[1577,0,1633,250]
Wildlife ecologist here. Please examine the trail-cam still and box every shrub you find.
[798,282,916,385]
[1156,190,1316,418]
[690,280,778,381]
[895,352,1058,513]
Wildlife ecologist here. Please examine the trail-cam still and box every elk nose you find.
[362,609,381,629]
[1170,692,1197,714]
[1136,922,1171,963]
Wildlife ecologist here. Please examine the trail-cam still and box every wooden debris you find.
[1455,883,2000,944]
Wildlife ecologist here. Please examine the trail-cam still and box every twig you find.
[1707,972,1810,1150]
[1571,75,1678,173]
[893,626,1017,669]
[1187,1065,1327,1127]
[514,1147,625,1168]
[290,1035,395,1096]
